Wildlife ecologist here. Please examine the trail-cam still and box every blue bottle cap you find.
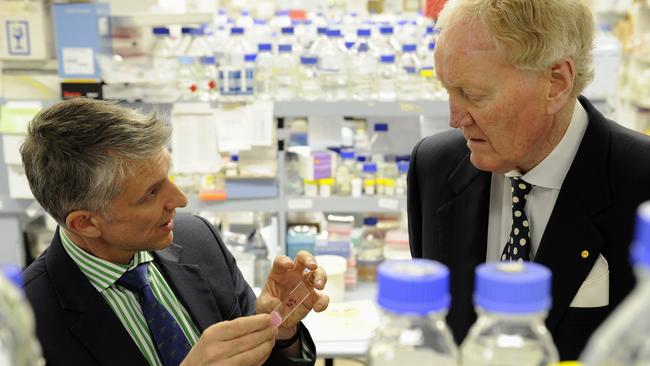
[317,27,328,35]
[326,29,342,37]
[199,56,216,65]
[178,56,195,65]
[429,41,436,50]
[231,154,239,162]
[190,28,205,36]
[340,150,355,159]
[244,53,257,62]
[426,26,434,34]
[281,26,294,35]
[363,217,378,226]
[402,44,417,52]
[363,162,377,173]
[181,26,193,34]
[356,155,367,163]
[379,26,394,34]
[278,44,292,53]
[344,42,354,49]
[300,56,318,65]
[475,262,552,314]
[378,259,450,314]
[632,201,650,267]
[152,27,170,35]
[3,264,23,289]
[357,28,371,37]
[230,27,244,35]
[398,160,410,173]
[374,123,388,132]
[254,19,267,25]
[380,55,395,63]
[258,43,272,52]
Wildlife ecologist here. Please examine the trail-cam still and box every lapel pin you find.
[581,250,590,259]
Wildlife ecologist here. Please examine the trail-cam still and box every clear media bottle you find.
[357,216,384,281]
[298,55,321,101]
[335,150,356,196]
[177,56,198,101]
[362,162,378,196]
[254,43,274,100]
[396,160,410,196]
[580,201,650,365]
[368,259,458,366]
[318,29,348,101]
[196,56,217,102]
[377,55,398,101]
[273,44,297,100]
[399,44,423,101]
[461,262,559,366]
[349,28,377,101]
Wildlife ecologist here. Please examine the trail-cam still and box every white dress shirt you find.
[486,99,589,261]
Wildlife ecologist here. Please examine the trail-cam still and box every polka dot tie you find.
[116,263,191,366]
[501,177,533,262]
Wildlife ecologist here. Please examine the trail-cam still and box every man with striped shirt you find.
[20,98,328,365]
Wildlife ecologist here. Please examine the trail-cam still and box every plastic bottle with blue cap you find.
[580,201,650,365]
[273,44,298,101]
[357,216,384,281]
[461,261,559,365]
[368,259,458,365]
[297,55,321,101]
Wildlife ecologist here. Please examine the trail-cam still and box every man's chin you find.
[469,154,510,174]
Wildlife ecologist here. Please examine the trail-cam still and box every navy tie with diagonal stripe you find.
[501,177,533,261]
[116,263,191,366]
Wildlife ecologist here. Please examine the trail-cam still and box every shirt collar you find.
[505,99,588,189]
[59,229,153,292]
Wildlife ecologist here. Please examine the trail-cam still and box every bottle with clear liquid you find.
[273,44,298,101]
[350,28,377,101]
[175,26,194,57]
[278,26,303,56]
[225,152,239,177]
[368,259,458,366]
[461,262,559,366]
[298,55,321,101]
[318,29,349,101]
[185,27,212,57]
[177,56,198,101]
[369,123,396,165]
[399,44,423,101]
[375,25,401,57]
[396,160,409,196]
[241,53,256,101]
[308,27,329,57]
[357,216,384,281]
[377,55,398,101]
[580,201,650,366]
[254,43,274,100]
[362,162,378,196]
[150,27,177,84]
[335,150,356,196]
[196,56,217,102]
[219,27,252,102]
[248,214,272,288]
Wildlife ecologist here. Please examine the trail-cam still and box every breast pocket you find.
[570,254,609,308]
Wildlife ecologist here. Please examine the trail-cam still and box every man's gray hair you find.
[20,98,171,226]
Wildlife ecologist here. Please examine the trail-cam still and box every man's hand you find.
[256,251,329,339]
[181,314,277,366]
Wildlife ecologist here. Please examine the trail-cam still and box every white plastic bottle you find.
[254,44,274,100]
[368,259,458,365]
[461,262,559,366]
[273,44,298,100]
[580,202,650,365]
[335,150,356,196]
[298,55,321,101]
[376,55,398,101]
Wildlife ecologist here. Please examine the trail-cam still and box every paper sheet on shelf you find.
[215,107,252,152]
[7,165,33,199]
[247,101,274,147]
[171,112,222,174]
[307,115,344,150]
[2,135,25,165]
[303,299,379,343]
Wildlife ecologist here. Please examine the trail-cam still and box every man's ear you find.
[546,57,575,115]
[65,210,103,238]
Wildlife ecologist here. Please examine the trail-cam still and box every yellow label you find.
[383,178,396,187]
[303,179,317,185]
[319,178,334,186]
[363,179,376,187]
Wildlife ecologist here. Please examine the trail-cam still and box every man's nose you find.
[449,99,472,128]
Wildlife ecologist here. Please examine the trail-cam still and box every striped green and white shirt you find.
[60,230,201,366]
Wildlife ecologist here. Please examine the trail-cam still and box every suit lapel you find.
[47,229,146,365]
[535,96,612,331]
[438,154,491,339]
[153,243,222,332]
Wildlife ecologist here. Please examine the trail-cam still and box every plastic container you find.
[461,262,558,366]
[368,259,458,365]
[357,216,384,281]
[315,255,347,302]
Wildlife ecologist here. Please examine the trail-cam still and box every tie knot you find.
[510,176,533,196]
[116,263,150,292]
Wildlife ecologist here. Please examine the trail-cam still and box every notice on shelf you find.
[287,198,313,210]
[7,165,33,199]
[0,101,41,134]
[2,135,25,165]
[62,47,95,75]
[171,111,222,174]
[215,107,252,152]
[378,198,399,210]
[247,101,274,147]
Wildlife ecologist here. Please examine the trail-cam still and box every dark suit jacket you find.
[408,96,650,360]
[23,214,316,365]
